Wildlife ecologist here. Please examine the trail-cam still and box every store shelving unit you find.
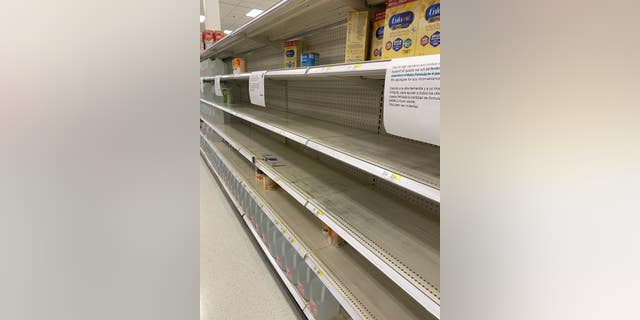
[200,99,440,201]
[201,131,432,320]
[201,60,390,81]
[201,117,440,313]
[200,1,439,319]
[200,0,384,61]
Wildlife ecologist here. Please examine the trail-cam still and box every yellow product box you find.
[283,40,304,68]
[415,0,440,56]
[369,11,386,60]
[344,11,370,63]
[263,175,278,191]
[382,0,421,58]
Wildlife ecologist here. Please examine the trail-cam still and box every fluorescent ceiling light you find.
[245,9,263,17]
[200,15,206,23]
[223,30,233,35]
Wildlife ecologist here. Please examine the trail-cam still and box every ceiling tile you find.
[234,4,253,13]
[228,5,252,19]
[216,0,281,31]
[245,0,275,9]
[219,3,234,15]
[259,0,280,9]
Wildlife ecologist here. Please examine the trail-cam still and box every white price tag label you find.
[306,202,316,213]
[383,55,440,145]
[214,76,222,96]
[382,170,403,182]
[305,202,322,216]
[249,71,267,107]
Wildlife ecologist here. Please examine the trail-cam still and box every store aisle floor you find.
[200,158,301,320]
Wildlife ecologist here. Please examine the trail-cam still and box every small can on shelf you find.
[321,223,345,247]
[255,167,265,182]
[232,57,246,74]
[222,88,233,104]
[300,52,320,67]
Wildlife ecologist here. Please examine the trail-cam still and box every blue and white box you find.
[300,52,320,67]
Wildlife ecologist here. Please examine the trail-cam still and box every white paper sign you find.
[214,76,222,96]
[383,55,440,145]
[249,71,267,107]
[200,79,204,92]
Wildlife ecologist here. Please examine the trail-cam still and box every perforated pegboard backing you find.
[221,77,383,133]
[244,46,282,72]
[200,13,440,209]
[287,79,383,133]
[374,175,440,219]
[240,22,348,72]
[206,114,438,216]
[302,23,348,65]
[201,102,438,220]
[265,80,287,111]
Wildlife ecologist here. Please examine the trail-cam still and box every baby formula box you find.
[382,0,420,58]
[232,57,246,74]
[284,241,301,283]
[283,40,304,68]
[246,196,256,226]
[254,202,262,228]
[300,52,320,67]
[213,30,225,42]
[240,188,248,213]
[296,262,317,301]
[309,277,341,320]
[263,174,278,191]
[273,228,286,271]
[202,30,216,50]
[369,11,386,60]
[344,11,370,62]
[251,201,262,230]
[261,214,272,248]
[266,221,278,256]
[254,207,263,234]
[415,0,440,56]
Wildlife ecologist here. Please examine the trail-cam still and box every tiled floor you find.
[200,158,300,320]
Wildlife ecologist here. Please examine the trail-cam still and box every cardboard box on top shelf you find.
[381,0,421,58]
[213,30,225,42]
[202,30,216,50]
[232,58,246,74]
[203,30,225,50]
[415,0,440,56]
[369,10,386,60]
[344,11,370,63]
[284,40,304,68]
